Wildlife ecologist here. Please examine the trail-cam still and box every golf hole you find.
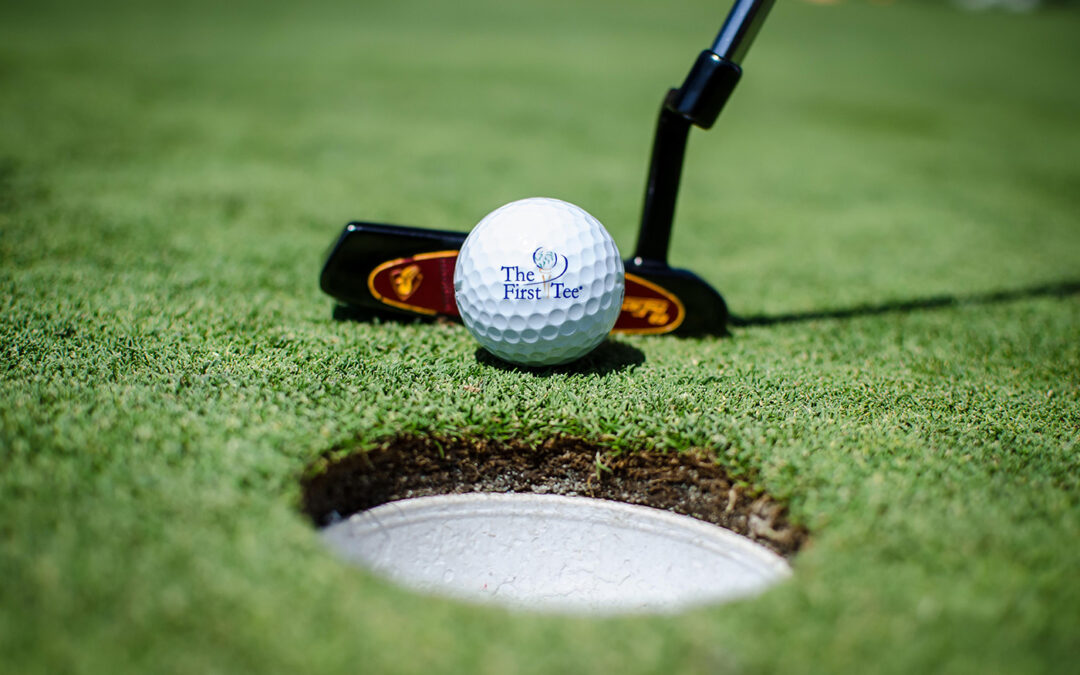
[323,493,789,614]
[302,436,806,614]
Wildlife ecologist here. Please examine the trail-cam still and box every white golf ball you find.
[454,198,625,366]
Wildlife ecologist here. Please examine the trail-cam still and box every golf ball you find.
[454,198,625,367]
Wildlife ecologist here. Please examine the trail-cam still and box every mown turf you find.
[2,0,1079,673]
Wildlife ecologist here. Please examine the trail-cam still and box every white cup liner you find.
[322,492,791,614]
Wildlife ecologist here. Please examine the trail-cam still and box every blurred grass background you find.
[2,0,1079,673]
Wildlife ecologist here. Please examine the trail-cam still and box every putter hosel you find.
[632,96,690,266]
[633,0,771,265]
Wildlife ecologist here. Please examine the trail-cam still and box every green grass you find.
[2,0,1079,672]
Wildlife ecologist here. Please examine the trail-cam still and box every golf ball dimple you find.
[454,198,625,367]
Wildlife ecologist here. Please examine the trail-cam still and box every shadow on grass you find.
[331,306,642,374]
[730,279,1080,328]
[331,304,440,324]
[474,339,644,376]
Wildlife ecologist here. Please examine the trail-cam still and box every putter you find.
[320,0,774,336]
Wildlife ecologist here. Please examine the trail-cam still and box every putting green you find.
[2,0,1078,673]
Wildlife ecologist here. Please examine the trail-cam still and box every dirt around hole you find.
[301,435,807,557]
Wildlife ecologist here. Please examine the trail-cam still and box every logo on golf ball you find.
[499,248,581,301]
[533,247,558,271]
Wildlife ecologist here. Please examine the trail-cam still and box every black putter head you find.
[320,221,728,336]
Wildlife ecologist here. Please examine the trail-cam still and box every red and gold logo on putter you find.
[389,264,423,301]
[617,274,685,334]
[368,252,460,317]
